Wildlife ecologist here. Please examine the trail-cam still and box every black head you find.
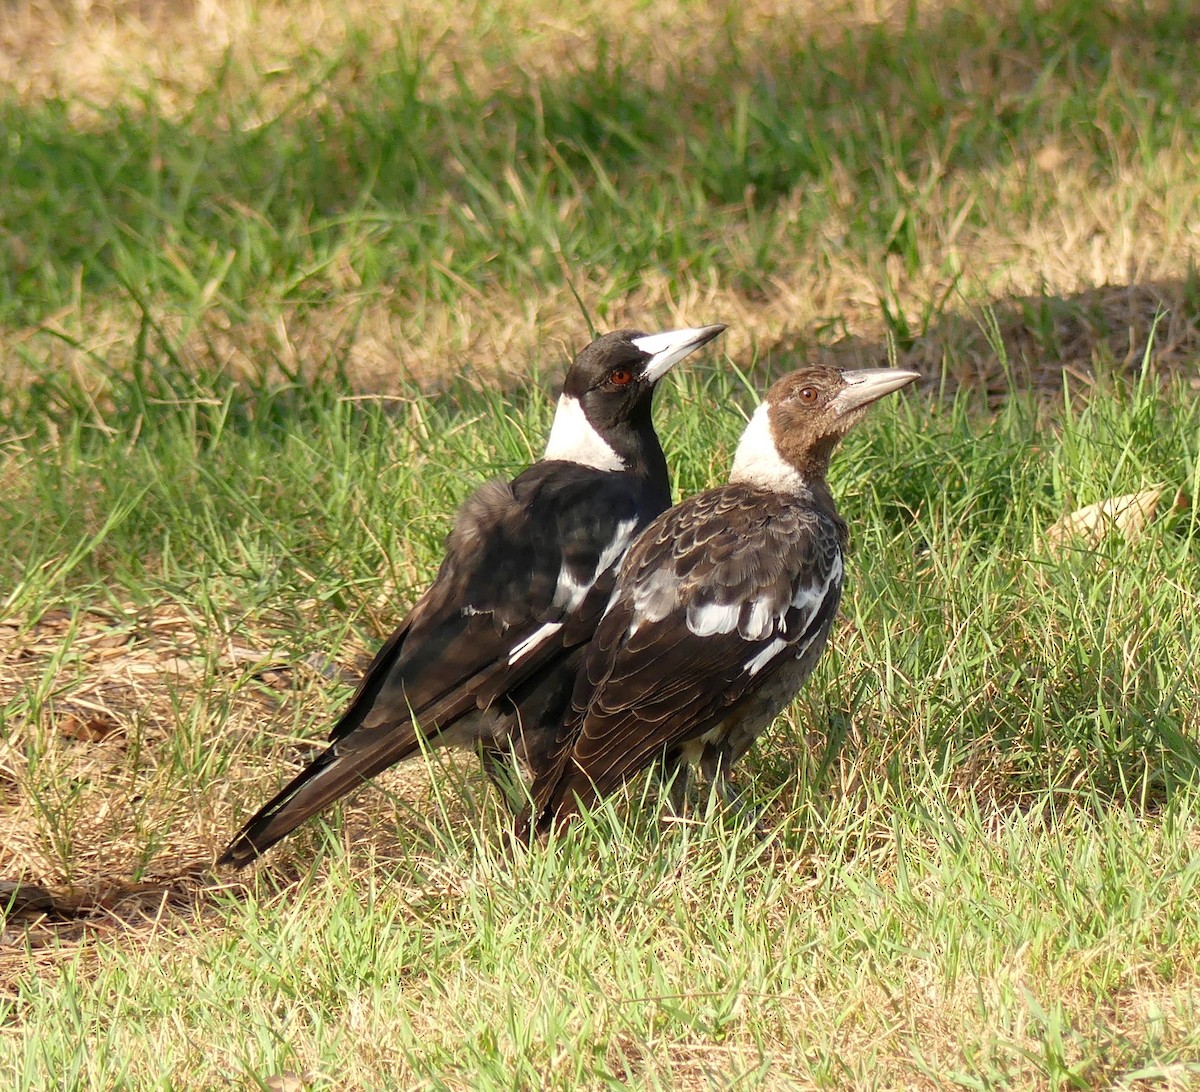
[732,365,919,489]
[543,324,726,475]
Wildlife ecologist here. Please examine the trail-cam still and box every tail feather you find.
[221,623,589,866]
[219,681,489,867]
[512,788,589,845]
[219,738,401,868]
[511,745,594,844]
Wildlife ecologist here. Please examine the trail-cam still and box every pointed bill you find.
[829,368,920,415]
[631,324,727,383]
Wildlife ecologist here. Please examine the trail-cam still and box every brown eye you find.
[609,368,635,386]
[798,386,819,403]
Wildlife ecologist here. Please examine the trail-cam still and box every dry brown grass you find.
[10,237,1200,403]
[0,594,485,1028]
[0,604,299,881]
[2,0,903,113]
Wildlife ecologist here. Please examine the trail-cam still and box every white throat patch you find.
[728,403,806,493]
[542,395,626,472]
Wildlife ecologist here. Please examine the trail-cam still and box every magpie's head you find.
[544,324,727,472]
[564,325,727,422]
[770,365,920,474]
[732,365,919,490]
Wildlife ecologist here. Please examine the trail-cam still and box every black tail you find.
[217,622,425,867]
[219,680,488,867]
[511,746,595,845]
[512,789,591,845]
[221,620,589,865]
[219,742,385,867]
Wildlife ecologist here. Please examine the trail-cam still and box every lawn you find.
[3,0,1200,1087]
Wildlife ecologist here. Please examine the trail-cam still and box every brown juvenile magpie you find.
[516,364,919,839]
[218,324,726,867]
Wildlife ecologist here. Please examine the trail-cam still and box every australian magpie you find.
[516,364,919,839]
[219,323,727,867]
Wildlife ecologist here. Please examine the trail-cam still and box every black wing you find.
[219,461,659,866]
[333,462,650,737]
[524,484,845,831]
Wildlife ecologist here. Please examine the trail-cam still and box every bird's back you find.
[521,483,846,831]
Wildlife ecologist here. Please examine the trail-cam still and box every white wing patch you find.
[686,600,741,637]
[597,517,639,574]
[507,621,564,665]
[792,552,844,613]
[791,578,824,614]
[518,519,640,660]
[740,596,776,641]
[743,550,844,676]
[687,590,789,644]
[552,517,639,613]
[542,395,626,472]
[552,567,589,613]
[627,567,678,635]
[745,637,788,676]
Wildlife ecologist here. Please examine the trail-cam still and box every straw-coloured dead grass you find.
[2,0,902,113]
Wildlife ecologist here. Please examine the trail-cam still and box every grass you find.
[4,357,1200,1088]
[4,0,1200,1087]
[4,0,1200,389]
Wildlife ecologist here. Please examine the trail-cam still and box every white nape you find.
[543,395,626,472]
[728,403,807,493]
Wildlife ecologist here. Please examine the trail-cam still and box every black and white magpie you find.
[516,364,919,839]
[219,323,727,867]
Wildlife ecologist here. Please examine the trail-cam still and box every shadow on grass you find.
[5,275,1199,441]
[760,277,1200,400]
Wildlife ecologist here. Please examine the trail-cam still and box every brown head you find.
[729,366,920,490]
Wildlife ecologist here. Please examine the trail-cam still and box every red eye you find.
[798,386,819,403]
[609,368,635,386]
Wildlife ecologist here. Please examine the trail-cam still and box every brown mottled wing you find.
[530,484,845,824]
